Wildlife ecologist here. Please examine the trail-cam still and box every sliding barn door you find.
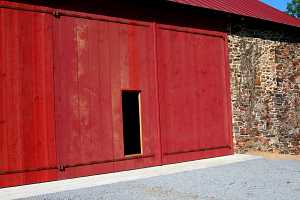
[54,16,161,179]
[0,9,57,187]
[157,25,233,164]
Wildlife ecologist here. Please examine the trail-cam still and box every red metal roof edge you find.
[168,0,300,28]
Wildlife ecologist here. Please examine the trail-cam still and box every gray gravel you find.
[22,158,300,200]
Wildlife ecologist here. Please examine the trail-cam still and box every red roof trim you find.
[168,0,300,28]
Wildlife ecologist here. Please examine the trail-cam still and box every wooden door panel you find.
[54,16,160,178]
[0,9,57,187]
[54,17,114,168]
[157,25,233,164]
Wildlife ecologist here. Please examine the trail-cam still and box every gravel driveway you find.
[21,157,300,200]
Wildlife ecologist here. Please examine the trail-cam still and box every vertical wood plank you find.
[0,9,57,187]
[157,26,232,164]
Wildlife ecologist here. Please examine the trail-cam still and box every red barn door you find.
[157,25,233,164]
[0,9,57,187]
[0,4,233,188]
[54,16,161,179]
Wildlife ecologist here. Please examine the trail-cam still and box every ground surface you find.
[22,157,300,200]
[247,151,300,160]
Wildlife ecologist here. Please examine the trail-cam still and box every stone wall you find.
[228,25,300,154]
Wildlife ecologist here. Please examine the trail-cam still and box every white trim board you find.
[0,154,261,200]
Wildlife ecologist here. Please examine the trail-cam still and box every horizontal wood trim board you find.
[158,26,226,40]
[63,154,155,169]
[0,166,58,175]
[0,4,150,27]
[164,146,232,156]
[0,4,53,14]
[0,154,155,175]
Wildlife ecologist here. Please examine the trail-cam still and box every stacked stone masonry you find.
[228,25,300,155]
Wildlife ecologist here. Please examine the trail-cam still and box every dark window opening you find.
[122,91,142,156]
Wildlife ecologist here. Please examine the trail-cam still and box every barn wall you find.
[0,1,233,187]
[0,8,59,186]
[229,24,300,154]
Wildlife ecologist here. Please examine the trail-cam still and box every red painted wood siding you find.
[54,16,115,177]
[54,16,161,179]
[157,25,233,164]
[0,1,233,188]
[0,9,58,187]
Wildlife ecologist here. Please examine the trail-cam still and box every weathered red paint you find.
[0,7,58,187]
[53,16,161,179]
[0,0,233,188]
[156,25,233,164]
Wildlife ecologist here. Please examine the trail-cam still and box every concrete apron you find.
[0,154,261,200]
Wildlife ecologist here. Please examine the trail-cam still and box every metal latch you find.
[52,10,61,18]
[58,165,65,172]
